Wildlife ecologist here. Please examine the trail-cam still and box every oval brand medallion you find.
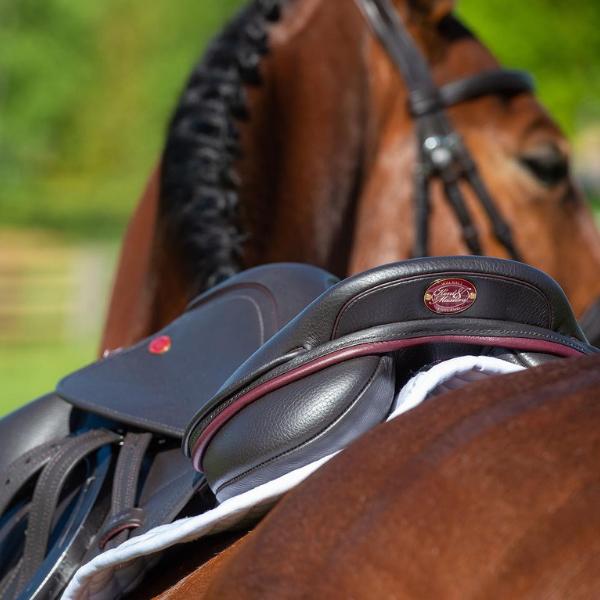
[148,335,172,355]
[424,278,477,314]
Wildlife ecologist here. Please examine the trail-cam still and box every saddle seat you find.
[182,256,594,500]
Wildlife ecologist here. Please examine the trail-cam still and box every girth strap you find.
[0,438,75,598]
[13,429,121,597]
[1,427,209,598]
[96,432,152,551]
[12,448,113,600]
[0,437,71,519]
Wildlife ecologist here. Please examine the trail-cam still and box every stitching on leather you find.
[18,430,118,583]
[188,325,589,451]
[64,401,182,438]
[1,439,64,494]
[331,273,554,339]
[186,281,280,336]
[213,355,390,494]
[221,326,585,403]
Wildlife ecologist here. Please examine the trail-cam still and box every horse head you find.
[102,0,600,349]
[349,0,600,316]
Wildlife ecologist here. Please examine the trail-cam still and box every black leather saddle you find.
[0,257,594,599]
[0,263,335,600]
[182,256,595,500]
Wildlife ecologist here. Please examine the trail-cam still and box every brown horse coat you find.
[101,0,600,353]
[157,353,600,599]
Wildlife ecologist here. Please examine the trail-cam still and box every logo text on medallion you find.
[424,278,477,314]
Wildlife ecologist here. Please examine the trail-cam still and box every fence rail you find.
[0,231,115,344]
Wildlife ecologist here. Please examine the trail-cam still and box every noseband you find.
[355,0,534,260]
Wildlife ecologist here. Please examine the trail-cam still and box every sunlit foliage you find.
[0,0,597,236]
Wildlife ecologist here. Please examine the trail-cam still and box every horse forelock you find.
[160,1,290,295]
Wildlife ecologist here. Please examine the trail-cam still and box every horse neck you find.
[237,0,371,276]
[100,164,192,351]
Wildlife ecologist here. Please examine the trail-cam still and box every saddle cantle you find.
[183,256,594,501]
[0,263,335,600]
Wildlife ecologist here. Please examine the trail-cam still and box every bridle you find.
[355,0,535,260]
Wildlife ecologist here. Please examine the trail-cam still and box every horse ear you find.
[409,0,455,23]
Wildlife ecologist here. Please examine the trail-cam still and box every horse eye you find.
[518,144,570,187]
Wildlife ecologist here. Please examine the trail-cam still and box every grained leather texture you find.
[333,274,552,335]
[185,256,595,458]
[0,394,72,474]
[203,355,395,501]
[56,263,337,438]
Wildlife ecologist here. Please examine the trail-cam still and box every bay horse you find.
[92,0,600,595]
[100,0,600,353]
[156,352,600,600]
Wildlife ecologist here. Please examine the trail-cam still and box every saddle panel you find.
[203,355,395,500]
[57,263,337,438]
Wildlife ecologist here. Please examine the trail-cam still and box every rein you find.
[355,0,534,260]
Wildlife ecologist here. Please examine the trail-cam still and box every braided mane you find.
[160,0,284,292]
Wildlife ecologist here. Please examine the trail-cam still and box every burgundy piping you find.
[98,520,142,550]
[191,334,584,471]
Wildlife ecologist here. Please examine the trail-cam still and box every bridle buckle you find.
[422,133,463,181]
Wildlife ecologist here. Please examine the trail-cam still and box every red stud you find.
[148,335,172,355]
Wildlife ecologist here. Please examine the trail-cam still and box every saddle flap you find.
[56,264,337,438]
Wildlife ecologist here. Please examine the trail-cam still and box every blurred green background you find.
[1,0,600,414]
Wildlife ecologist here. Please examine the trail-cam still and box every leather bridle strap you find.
[438,70,535,113]
[356,0,442,98]
[355,0,534,260]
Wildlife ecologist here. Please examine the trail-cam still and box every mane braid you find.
[160,0,285,293]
